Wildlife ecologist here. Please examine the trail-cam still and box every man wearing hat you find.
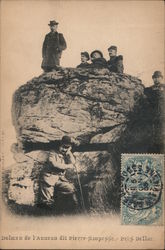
[39,136,78,211]
[107,46,124,73]
[76,52,90,68]
[41,20,67,72]
[152,71,164,90]
[90,50,107,68]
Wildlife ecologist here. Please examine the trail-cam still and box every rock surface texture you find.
[6,67,164,214]
[12,68,144,145]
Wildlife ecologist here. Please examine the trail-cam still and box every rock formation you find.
[12,67,144,146]
[5,67,164,214]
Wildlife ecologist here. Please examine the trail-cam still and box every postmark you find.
[121,154,164,225]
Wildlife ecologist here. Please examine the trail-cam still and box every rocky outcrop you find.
[12,67,144,146]
[6,67,164,214]
[8,149,120,212]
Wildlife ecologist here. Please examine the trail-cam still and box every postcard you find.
[1,0,164,249]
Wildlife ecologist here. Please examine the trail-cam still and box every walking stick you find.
[24,154,87,212]
[73,163,86,213]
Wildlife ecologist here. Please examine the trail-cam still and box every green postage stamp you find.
[121,154,164,225]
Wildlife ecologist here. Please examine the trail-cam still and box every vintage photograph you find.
[1,0,164,249]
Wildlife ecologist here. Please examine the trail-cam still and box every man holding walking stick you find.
[39,136,84,213]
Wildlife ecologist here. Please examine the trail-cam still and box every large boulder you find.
[7,67,164,214]
[12,67,144,146]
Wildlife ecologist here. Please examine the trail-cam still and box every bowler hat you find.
[48,20,59,26]
[61,136,72,146]
[152,71,163,78]
[81,51,90,60]
[90,50,103,58]
[108,45,117,51]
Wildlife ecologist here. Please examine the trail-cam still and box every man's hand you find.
[56,48,61,53]
[66,148,76,165]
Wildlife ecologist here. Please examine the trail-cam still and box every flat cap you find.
[108,45,117,51]
[81,51,90,60]
[152,71,163,78]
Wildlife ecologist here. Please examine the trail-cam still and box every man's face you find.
[59,144,72,155]
[50,25,58,32]
[108,49,117,57]
[153,76,163,85]
[81,55,88,63]
[92,52,101,59]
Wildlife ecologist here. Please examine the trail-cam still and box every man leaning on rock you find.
[39,136,78,212]
[107,45,124,73]
[41,20,67,72]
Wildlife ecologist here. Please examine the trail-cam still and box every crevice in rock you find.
[23,141,116,153]
[22,123,126,153]
[63,91,118,105]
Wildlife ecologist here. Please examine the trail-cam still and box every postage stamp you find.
[121,154,164,225]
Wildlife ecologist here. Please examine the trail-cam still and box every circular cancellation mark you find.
[121,163,163,210]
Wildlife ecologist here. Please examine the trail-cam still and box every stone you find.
[8,150,119,211]
[6,67,164,213]
[12,67,144,146]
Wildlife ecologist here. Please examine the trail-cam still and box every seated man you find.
[107,45,124,73]
[90,50,107,68]
[39,136,78,211]
[77,51,90,68]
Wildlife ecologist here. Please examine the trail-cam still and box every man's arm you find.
[65,149,76,165]
[58,33,67,51]
[49,152,74,171]
[42,35,48,58]
[116,55,124,73]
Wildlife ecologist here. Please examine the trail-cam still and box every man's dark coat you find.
[90,58,107,68]
[76,62,90,68]
[107,55,124,73]
[41,31,67,70]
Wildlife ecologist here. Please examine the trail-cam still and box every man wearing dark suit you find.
[107,46,124,73]
[151,71,164,90]
[77,51,90,68]
[41,20,67,72]
[90,50,107,68]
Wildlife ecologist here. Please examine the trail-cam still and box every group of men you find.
[41,20,164,87]
[41,20,124,73]
[76,48,124,73]
[39,20,164,212]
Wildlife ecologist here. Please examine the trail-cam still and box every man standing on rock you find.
[39,136,78,212]
[107,45,124,73]
[41,20,67,72]
[151,71,164,90]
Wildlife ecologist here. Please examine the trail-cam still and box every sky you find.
[1,0,164,167]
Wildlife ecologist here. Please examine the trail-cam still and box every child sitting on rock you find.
[90,50,107,68]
